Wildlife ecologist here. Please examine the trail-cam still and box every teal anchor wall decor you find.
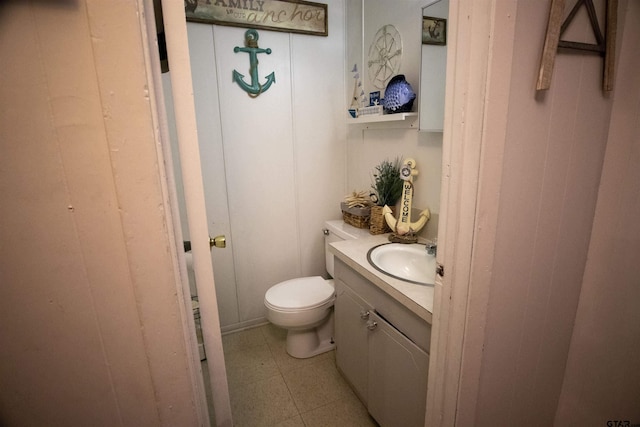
[233,29,275,97]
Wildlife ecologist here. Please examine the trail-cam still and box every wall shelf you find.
[347,112,418,129]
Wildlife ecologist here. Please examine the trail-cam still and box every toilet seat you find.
[264,276,335,312]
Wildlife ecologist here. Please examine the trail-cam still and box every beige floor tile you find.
[225,343,280,391]
[283,357,356,413]
[300,392,378,427]
[273,345,334,374]
[262,324,335,373]
[223,323,374,426]
[222,327,267,354]
[273,415,306,427]
[260,322,287,344]
[230,375,299,427]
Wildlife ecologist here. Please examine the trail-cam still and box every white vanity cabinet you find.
[334,258,430,427]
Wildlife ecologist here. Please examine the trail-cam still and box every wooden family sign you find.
[185,0,328,36]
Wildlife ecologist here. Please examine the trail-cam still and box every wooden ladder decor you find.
[537,0,618,92]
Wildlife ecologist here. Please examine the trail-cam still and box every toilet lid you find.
[265,277,335,311]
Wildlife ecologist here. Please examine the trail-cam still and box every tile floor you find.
[218,323,379,427]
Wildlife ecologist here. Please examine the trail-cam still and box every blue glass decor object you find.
[233,29,275,97]
[382,75,416,114]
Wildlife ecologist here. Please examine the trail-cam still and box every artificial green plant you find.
[371,157,404,207]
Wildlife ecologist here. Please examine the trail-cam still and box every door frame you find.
[145,0,513,425]
[425,0,514,425]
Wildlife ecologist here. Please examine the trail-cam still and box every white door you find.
[158,1,232,425]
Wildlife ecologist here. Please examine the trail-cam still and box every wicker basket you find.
[341,202,371,229]
[369,205,396,235]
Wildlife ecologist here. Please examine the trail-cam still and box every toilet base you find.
[285,310,335,359]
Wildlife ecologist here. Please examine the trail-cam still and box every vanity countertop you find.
[330,235,434,324]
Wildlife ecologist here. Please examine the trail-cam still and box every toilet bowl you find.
[264,220,370,358]
[265,276,336,358]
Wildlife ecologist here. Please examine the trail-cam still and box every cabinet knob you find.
[367,320,378,331]
[360,310,370,320]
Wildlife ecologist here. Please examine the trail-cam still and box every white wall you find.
[182,0,442,332]
[167,0,347,332]
[167,0,442,332]
[555,1,640,423]
[456,0,633,425]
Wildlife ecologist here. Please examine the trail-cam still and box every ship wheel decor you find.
[537,0,618,92]
[368,25,403,90]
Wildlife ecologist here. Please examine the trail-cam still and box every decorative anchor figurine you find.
[233,29,276,97]
[383,158,430,243]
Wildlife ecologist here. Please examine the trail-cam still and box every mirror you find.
[419,0,449,131]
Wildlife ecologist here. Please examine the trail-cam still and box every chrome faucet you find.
[425,242,437,256]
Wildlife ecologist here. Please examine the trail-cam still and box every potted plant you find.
[370,158,404,234]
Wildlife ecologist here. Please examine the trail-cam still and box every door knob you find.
[209,235,226,249]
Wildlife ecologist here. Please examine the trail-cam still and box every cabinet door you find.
[334,281,370,403]
[367,311,429,427]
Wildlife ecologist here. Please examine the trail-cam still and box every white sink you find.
[367,243,436,286]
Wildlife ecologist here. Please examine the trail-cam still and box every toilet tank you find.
[323,220,371,277]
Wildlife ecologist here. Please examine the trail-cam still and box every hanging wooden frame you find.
[184,0,328,37]
[537,0,617,92]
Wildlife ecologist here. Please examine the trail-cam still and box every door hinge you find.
[436,263,445,277]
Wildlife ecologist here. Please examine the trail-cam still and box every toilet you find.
[264,220,370,358]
